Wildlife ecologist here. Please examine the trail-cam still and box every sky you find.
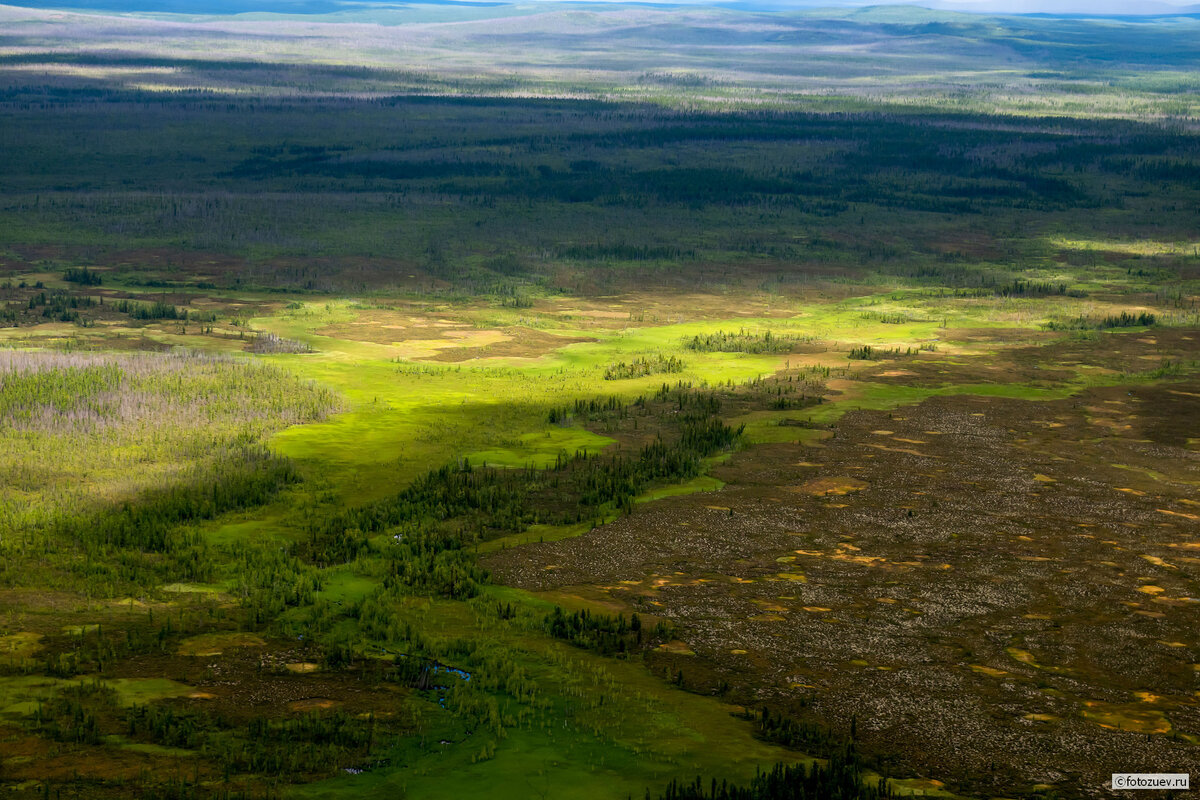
[2,0,1197,15]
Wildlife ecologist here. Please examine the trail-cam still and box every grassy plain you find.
[0,3,1199,799]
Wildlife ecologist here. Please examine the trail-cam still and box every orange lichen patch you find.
[289,698,340,712]
[891,437,928,445]
[1088,417,1132,431]
[1018,556,1054,562]
[1159,641,1188,648]
[1158,509,1200,521]
[774,572,808,582]
[870,430,895,436]
[752,600,789,613]
[775,556,796,563]
[832,553,890,567]
[795,461,822,467]
[751,614,786,622]
[803,606,832,613]
[1007,647,1039,667]
[971,665,1008,678]
[1024,713,1057,722]
[1167,541,1200,550]
[795,543,897,569]
[794,477,869,496]
[1167,389,1200,399]
[285,662,320,674]
[1137,585,1165,595]
[1135,610,1167,618]
[1082,701,1171,734]
[1033,474,1056,483]
[1140,555,1176,569]
[658,641,697,655]
[1151,595,1197,606]
[1024,613,1051,620]
[875,597,897,604]
[730,649,748,655]
[1116,487,1147,496]
[1134,691,1164,704]
[877,370,916,377]
[187,692,217,700]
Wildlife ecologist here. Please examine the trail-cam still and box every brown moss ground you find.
[486,371,1200,798]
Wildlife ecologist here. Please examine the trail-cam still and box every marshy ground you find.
[488,330,1200,797]
[2,257,1199,798]
[2,16,1200,794]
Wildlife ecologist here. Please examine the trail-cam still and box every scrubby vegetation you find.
[1043,311,1158,331]
[687,331,801,355]
[0,3,1199,799]
[310,386,745,573]
[605,354,684,380]
[651,748,893,800]
[0,350,339,565]
[251,332,313,354]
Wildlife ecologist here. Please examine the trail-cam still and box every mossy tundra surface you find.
[1,6,1200,798]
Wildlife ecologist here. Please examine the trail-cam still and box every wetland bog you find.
[1,4,1200,797]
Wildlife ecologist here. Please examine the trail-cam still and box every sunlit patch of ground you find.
[426,326,597,361]
[794,477,868,496]
[2,260,1198,797]
[1082,700,1172,734]
[177,632,268,657]
[0,633,43,664]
